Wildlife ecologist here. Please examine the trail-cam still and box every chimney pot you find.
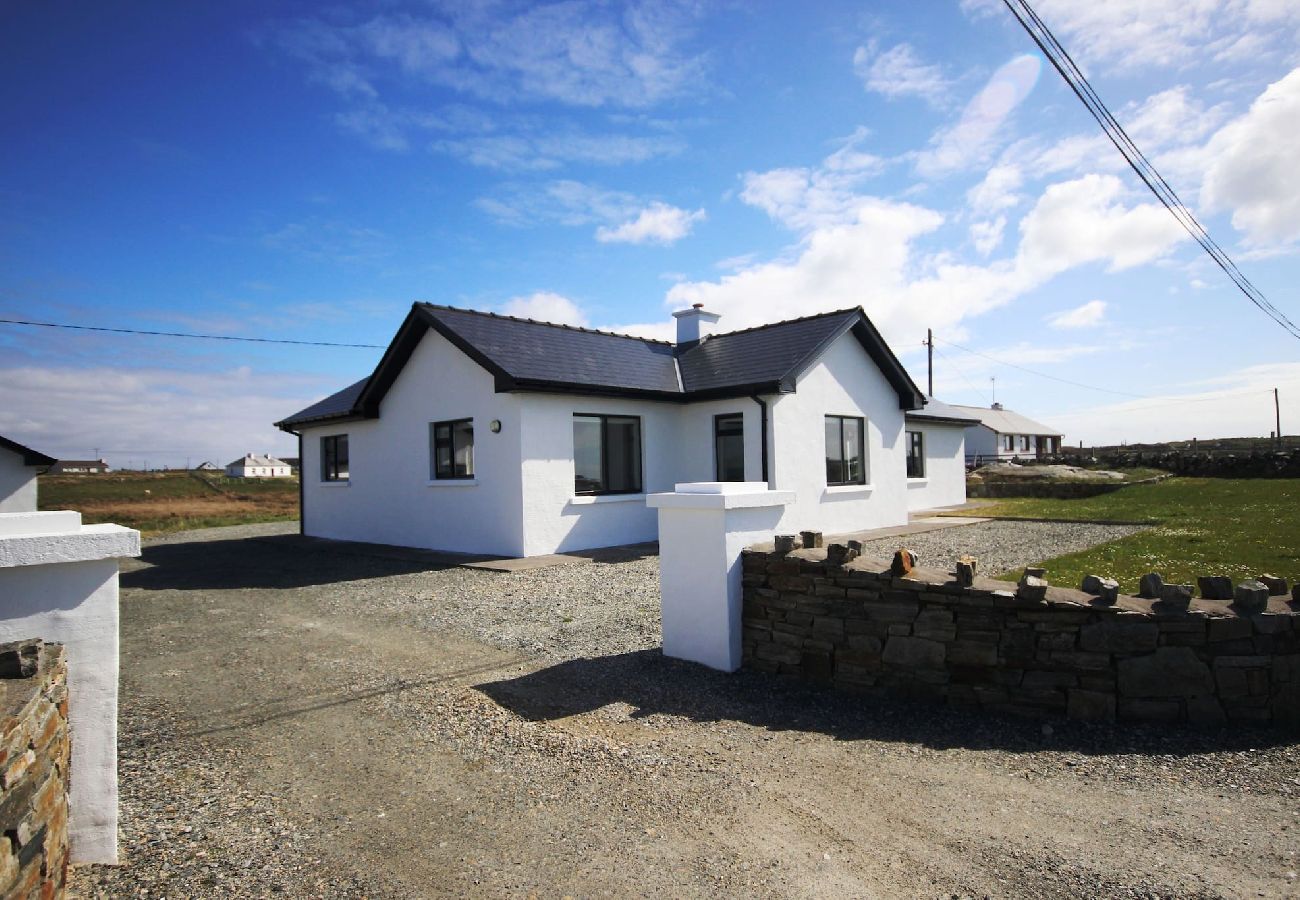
[692,302,703,309]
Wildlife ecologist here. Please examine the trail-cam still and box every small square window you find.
[431,419,474,479]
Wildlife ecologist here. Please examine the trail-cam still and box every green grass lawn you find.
[976,478,1300,592]
[39,470,299,535]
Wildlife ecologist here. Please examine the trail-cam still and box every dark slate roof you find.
[276,304,924,430]
[905,398,983,425]
[275,378,367,429]
[0,435,56,467]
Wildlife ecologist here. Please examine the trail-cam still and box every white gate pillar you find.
[647,483,794,672]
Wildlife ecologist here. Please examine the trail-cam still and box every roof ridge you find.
[418,302,674,346]
[703,306,862,341]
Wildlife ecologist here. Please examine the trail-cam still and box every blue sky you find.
[3,0,1299,469]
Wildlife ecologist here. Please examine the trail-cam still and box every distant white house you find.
[48,459,110,475]
[952,403,1063,464]
[225,453,292,478]
[276,302,975,558]
[193,460,220,471]
[0,435,56,513]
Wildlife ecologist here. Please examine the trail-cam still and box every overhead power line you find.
[1001,0,1300,341]
[0,317,385,349]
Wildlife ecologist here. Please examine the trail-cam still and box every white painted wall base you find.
[648,483,793,672]
[0,510,140,865]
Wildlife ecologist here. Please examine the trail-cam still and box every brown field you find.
[39,470,299,536]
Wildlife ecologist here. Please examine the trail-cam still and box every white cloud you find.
[853,42,950,105]
[915,54,1042,179]
[1048,299,1108,329]
[595,202,704,245]
[0,365,329,471]
[1015,174,1186,279]
[476,180,639,228]
[739,127,885,231]
[1201,67,1300,246]
[967,163,1023,215]
[969,217,1006,256]
[501,292,589,326]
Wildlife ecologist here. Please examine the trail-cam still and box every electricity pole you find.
[923,328,934,398]
[1276,388,1282,447]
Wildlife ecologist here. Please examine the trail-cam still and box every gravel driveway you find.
[70,520,1300,899]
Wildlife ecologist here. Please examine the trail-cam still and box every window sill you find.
[427,478,478,487]
[823,483,873,496]
[907,477,928,484]
[569,493,646,506]
[320,481,350,487]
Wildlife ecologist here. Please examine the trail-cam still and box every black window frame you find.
[430,418,475,480]
[824,415,867,487]
[906,430,925,479]
[572,413,643,496]
[713,412,745,482]
[320,434,349,483]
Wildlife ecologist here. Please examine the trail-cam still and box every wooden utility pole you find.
[924,328,934,398]
[1276,388,1282,447]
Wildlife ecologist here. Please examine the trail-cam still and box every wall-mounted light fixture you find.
[489,419,502,433]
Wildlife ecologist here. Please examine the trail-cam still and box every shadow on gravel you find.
[122,535,462,591]
[477,649,1295,757]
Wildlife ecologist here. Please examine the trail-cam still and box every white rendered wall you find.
[0,515,139,865]
[904,422,968,512]
[964,425,1013,461]
[0,451,38,513]
[768,332,910,536]
[299,328,526,556]
[671,398,765,484]
[518,394,682,556]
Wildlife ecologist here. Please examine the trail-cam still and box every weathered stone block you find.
[1138,572,1164,599]
[1234,581,1270,613]
[800,530,824,549]
[847,634,883,654]
[1022,670,1078,689]
[948,641,998,667]
[1080,620,1158,654]
[1050,650,1112,671]
[1067,689,1116,722]
[1186,695,1227,727]
[755,643,802,665]
[882,636,946,669]
[0,639,42,679]
[1293,583,1300,604]
[890,548,918,577]
[1158,584,1193,611]
[1259,574,1289,596]
[863,601,919,624]
[1118,698,1181,722]
[1197,576,1235,601]
[955,555,978,587]
[1017,573,1049,602]
[801,651,833,683]
[768,575,811,593]
[773,534,799,554]
[1208,617,1252,643]
[1080,575,1120,604]
[1000,628,1036,663]
[1118,647,1214,698]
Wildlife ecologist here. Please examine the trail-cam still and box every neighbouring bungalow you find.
[0,435,56,513]
[275,303,975,558]
[952,402,1063,465]
[225,453,292,478]
[193,460,220,471]
[47,458,110,475]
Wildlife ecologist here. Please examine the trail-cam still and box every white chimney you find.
[672,302,721,346]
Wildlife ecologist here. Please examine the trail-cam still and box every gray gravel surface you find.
[69,520,1300,899]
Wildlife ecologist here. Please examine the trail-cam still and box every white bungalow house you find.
[225,454,292,478]
[0,435,56,513]
[952,403,1063,465]
[275,303,974,558]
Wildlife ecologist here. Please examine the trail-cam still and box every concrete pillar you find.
[647,482,794,672]
[0,510,140,864]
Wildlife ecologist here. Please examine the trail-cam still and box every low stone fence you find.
[966,475,1166,500]
[1054,448,1300,478]
[741,548,1300,728]
[1,639,70,898]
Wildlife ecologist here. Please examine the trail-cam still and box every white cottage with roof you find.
[276,303,976,557]
[225,453,292,478]
[952,403,1063,464]
[0,435,56,513]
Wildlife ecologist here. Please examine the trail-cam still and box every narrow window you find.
[1003,434,1013,452]
[1020,435,1031,452]
[824,415,867,486]
[906,430,925,478]
[431,418,474,479]
[714,413,745,482]
[573,414,642,495]
[321,434,349,482]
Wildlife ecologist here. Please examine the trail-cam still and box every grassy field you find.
[975,477,1300,591]
[39,470,298,536]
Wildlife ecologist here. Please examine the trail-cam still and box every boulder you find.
[1196,576,1234,601]
[1139,572,1164,599]
[774,534,799,554]
[1234,580,1270,613]
[1081,574,1119,605]
[1017,569,1049,602]
[826,543,858,567]
[1259,574,1289,596]
[1158,583,1193,611]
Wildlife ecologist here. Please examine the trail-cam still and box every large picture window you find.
[714,413,745,482]
[573,414,642,495]
[825,415,866,486]
[906,430,925,478]
[431,419,474,479]
[321,434,349,482]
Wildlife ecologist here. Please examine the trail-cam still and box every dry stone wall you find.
[741,549,1300,727]
[1,639,70,899]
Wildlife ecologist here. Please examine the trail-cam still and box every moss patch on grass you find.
[979,478,1300,592]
